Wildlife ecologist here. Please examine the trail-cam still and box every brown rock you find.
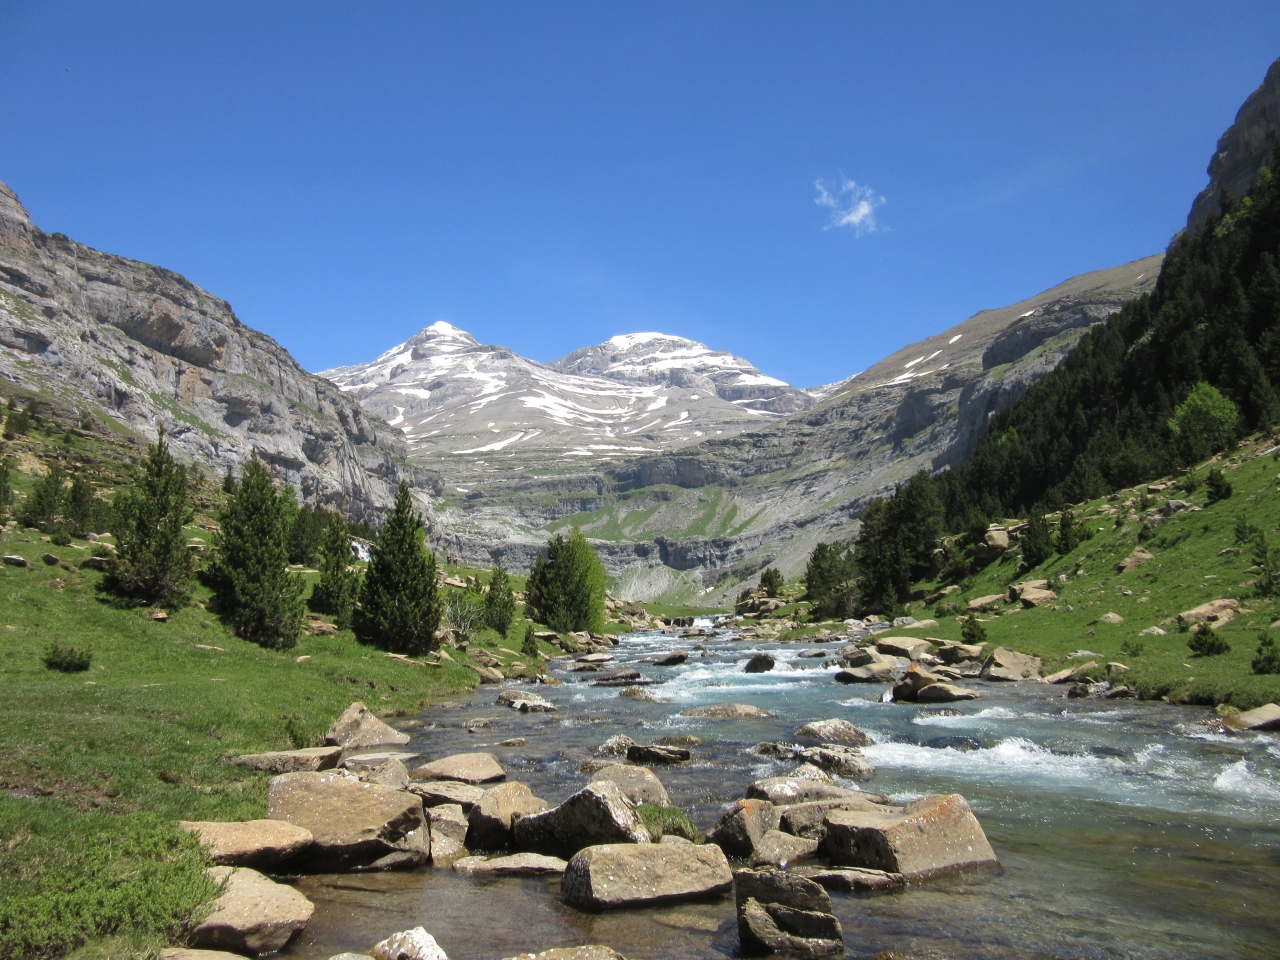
[412,752,506,784]
[190,866,314,954]
[824,794,999,880]
[467,781,549,850]
[800,867,906,894]
[776,798,888,841]
[511,780,650,858]
[735,868,843,957]
[1117,546,1155,572]
[562,842,733,908]
[325,702,410,749]
[875,637,933,660]
[230,746,341,774]
[1176,598,1240,629]
[591,764,672,806]
[915,682,980,703]
[500,948,623,960]
[708,798,780,859]
[680,703,772,719]
[179,819,313,868]
[453,852,568,875]
[979,646,1042,681]
[795,719,870,748]
[476,666,504,684]
[1018,587,1057,607]
[967,594,1005,612]
[745,777,863,805]
[626,743,690,765]
[749,829,820,868]
[1223,702,1280,731]
[834,664,893,683]
[794,745,875,779]
[406,779,486,811]
[427,803,470,846]
[653,650,688,666]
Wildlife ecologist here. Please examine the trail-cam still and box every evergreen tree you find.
[0,456,11,519]
[961,616,988,646]
[484,562,516,637]
[521,622,540,659]
[222,468,236,494]
[759,567,784,598]
[107,432,194,608]
[1205,467,1234,503]
[358,481,441,653]
[1253,629,1280,675]
[853,470,945,611]
[286,501,326,565]
[312,511,360,630]
[804,542,857,619]
[66,474,97,538]
[1187,623,1230,656]
[1020,512,1054,568]
[1055,507,1081,556]
[213,457,305,649]
[19,462,67,532]
[525,528,606,633]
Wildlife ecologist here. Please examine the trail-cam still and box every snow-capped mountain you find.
[317,322,801,467]
[553,333,813,415]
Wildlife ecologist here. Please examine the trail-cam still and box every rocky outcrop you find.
[561,842,733,909]
[0,180,430,520]
[1187,57,1280,231]
[190,866,314,954]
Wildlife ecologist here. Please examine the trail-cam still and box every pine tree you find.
[358,481,440,653]
[804,542,857,618]
[0,456,11,519]
[107,432,195,608]
[759,567,784,598]
[1206,467,1233,503]
[484,561,516,637]
[66,474,97,538]
[521,622,540,659]
[213,457,305,649]
[1021,512,1054,568]
[1055,507,1080,556]
[525,528,606,633]
[312,511,360,630]
[19,462,67,532]
[1252,629,1280,675]
[961,616,988,646]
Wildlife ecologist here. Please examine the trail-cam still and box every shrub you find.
[1205,468,1233,503]
[759,567,784,598]
[1055,507,1081,556]
[42,642,92,672]
[521,622,540,659]
[934,599,964,618]
[19,461,67,532]
[311,512,360,630]
[1168,382,1238,464]
[1187,623,1230,657]
[358,481,441,654]
[1021,512,1054,567]
[108,433,195,608]
[1251,531,1280,596]
[0,458,10,518]
[636,803,700,843]
[443,588,486,643]
[1119,639,1145,658]
[1235,515,1262,544]
[961,616,988,646]
[484,562,516,637]
[524,528,606,633]
[1253,630,1280,675]
[212,457,306,649]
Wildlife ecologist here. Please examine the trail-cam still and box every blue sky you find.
[1,2,1278,388]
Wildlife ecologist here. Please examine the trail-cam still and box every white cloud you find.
[814,177,885,235]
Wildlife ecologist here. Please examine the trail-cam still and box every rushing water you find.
[289,625,1280,960]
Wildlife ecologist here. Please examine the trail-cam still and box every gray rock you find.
[915,682,980,703]
[794,719,870,748]
[776,798,890,841]
[511,781,650,858]
[499,948,623,960]
[453,852,568,875]
[191,866,313,954]
[680,703,772,719]
[824,794,999,880]
[369,927,448,960]
[626,744,690,765]
[979,647,1042,682]
[179,819,313,868]
[326,703,410,749]
[707,799,779,859]
[795,745,875,779]
[427,803,470,846]
[735,868,842,958]
[406,780,486,811]
[749,829,820,868]
[590,764,672,806]
[744,653,776,673]
[1224,702,1280,731]
[562,842,733,909]
[412,753,506,784]
[875,637,933,661]
[800,867,906,894]
[835,664,893,683]
[653,650,689,665]
[360,759,412,790]
[746,777,862,805]
[230,746,342,774]
[467,782,550,850]
[594,734,637,756]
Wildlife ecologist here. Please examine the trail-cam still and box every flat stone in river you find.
[412,752,506,784]
[680,703,772,719]
[190,866,313,954]
[179,819,313,868]
[562,842,733,909]
[795,719,871,747]
[453,852,568,875]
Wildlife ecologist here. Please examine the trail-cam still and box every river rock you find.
[800,867,906,894]
[1223,702,1280,731]
[916,682,980,703]
[708,799,780,859]
[842,647,886,668]
[735,868,842,958]
[626,744,690,765]
[359,759,412,790]
[746,777,862,805]
[512,780,650,858]
[476,667,504,684]
[467,782,550,850]
[412,753,506,784]
[369,927,448,960]
[776,798,889,841]
[595,734,637,756]
[654,650,688,666]
[591,764,672,806]
[158,951,247,960]
[936,642,986,665]
[875,637,933,661]
[342,751,421,772]
[191,866,314,954]
[453,852,568,875]
[230,746,342,774]
[1176,598,1239,629]
[824,794,999,880]
[680,703,772,719]
[406,780,485,811]
[500,948,624,960]
[266,770,429,870]
[891,664,939,702]
[834,664,893,683]
[497,689,557,712]
[179,819,313,868]
[749,829,820,868]
[795,719,870,747]
[426,803,469,846]
[979,647,1042,681]
[795,745,874,779]
[745,653,776,673]
[562,842,733,909]
[618,686,667,702]
[325,703,410,749]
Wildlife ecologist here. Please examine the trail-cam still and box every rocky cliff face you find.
[1187,57,1280,231]
[0,179,431,519]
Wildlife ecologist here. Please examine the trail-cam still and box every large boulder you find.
[776,798,888,841]
[834,664,893,683]
[979,647,1042,681]
[891,665,939,702]
[266,770,429,870]
[325,703,410,749]
[800,867,906,894]
[1117,546,1155,572]
[749,829,820,868]
[1176,598,1240,629]
[562,842,733,909]
[795,719,870,748]
[594,734,637,757]
[426,803,469,846]
[1224,702,1280,731]
[590,764,671,806]
[746,777,862,805]
[794,745,874,779]
[915,682,980,703]
[744,653,776,673]
[966,594,1005,612]
[467,782,550,850]
[1018,587,1058,607]
[653,650,688,666]
[935,642,986,665]
[453,852,568,875]
[735,868,843,958]
[497,689,557,712]
[680,703,772,719]
[190,867,314,954]
[500,948,624,960]
[412,753,506,784]
[511,781,650,858]
[842,647,886,668]
[369,927,448,960]
[707,799,779,859]
[875,637,933,661]
[407,780,486,811]
[179,819,313,868]
[823,794,999,880]
[229,746,341,774]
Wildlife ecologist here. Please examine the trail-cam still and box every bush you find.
[1205,468,1233,503]
[1253,531,1280,596]
[521,622,540,659]
[1021,512,1054,567]
[311,512,360,630]
[636,803,700,843]
[18,461,67,533]
[1055,507,1081,556]
[484,562,516,637]
[1167,382,1238,464]
[1119,639,1145,658]
[0,458,10,518]
[961,616,988,646]
[443,588,486,643]
[42,642,92,672]
[358,481,441,654]
[1235,515,1263,544]
[1187,624,1230,657]
[524,527,606,633]
[1252,630,1280,675]
[107,433,194,608]
[212,457,306,649]
[759,567,784,598]
[934,599,964,618]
